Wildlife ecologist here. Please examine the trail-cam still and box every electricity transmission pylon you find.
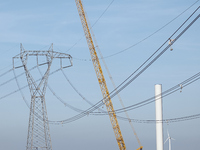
[13,43,72,150]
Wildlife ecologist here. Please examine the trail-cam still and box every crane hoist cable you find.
[75,0,126,149]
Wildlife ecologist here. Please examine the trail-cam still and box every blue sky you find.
[0,0,200,150]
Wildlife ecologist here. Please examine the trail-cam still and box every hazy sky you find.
[0,0,200,150]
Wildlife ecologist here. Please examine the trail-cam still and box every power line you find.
[37,66,85,113]
[48,11,200,124]
[48,72,200,124]
[13,64,200,119]
[0,44,51,72]
[0,66,37,87]
[94,72,200,114]
[106,11,200,109]
[71,2,200,61]
[61,69,105,113]
[48,69,200,124]
[0,68,13,78]
[0,6,199,88]
[0,68,61,101]
[11,65,103,115]
[117,113,200,124]
[0,44,74,90]
[8,47,199,124]
[1,6,199,126]
[102,1,200,59]
[2,10,199,122]
[0,61,102,114]
[13,68,30,108]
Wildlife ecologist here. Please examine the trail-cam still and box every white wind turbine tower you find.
[164,130,175,150]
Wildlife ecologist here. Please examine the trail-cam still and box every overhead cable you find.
[13,69,30,108]
[94,72,200,114]
[72,2,200,61]
[117,113,200,124]
[48,70,200,124]
[11,65,102,114]
[0,68,61,101]
[0,68,13,78]
[61,69,106,113]
[0,65,37,87]
[102,2,200,59]
[37,66,85,113]
[107,13,200,103]
[48,11,200,124]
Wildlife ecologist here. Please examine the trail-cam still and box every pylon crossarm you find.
[14,50,72,58]
[13,51,73,70]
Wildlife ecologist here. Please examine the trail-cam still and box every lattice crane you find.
[75,0,126,149]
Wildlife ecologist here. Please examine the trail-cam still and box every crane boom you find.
[75,0,126,149]
[91,20,143,150]
[92,27,143,150]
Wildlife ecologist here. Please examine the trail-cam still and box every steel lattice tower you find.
[13,44,72,150]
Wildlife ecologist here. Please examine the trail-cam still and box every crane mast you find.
[75,0,126,149]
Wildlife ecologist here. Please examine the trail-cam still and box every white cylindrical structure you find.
[155,84,164,150]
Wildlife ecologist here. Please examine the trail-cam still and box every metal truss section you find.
[13,44,72,69]
[13,43,72,150]
[75,1,126,149]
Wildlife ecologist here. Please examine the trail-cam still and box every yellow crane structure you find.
[75,0,126,149]
[94,22,143,150]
